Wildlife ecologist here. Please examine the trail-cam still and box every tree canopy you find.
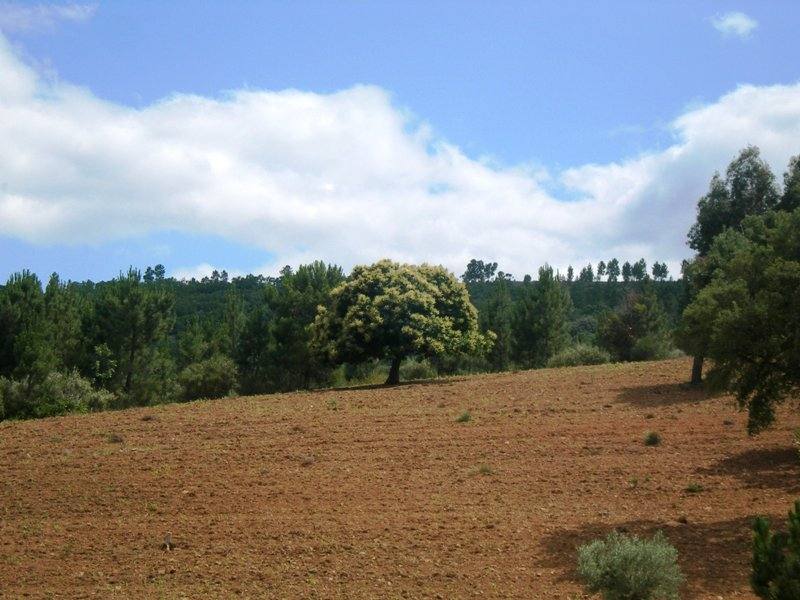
[597,283,670,362]
[513,265,572,367]
[461,259,498,285]
[679,208,800,433]
[312,260,490,384]
[688,146,779,256]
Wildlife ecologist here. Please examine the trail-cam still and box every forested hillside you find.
[0,258,681,421]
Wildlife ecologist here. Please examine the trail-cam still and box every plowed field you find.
[2,358,799,599]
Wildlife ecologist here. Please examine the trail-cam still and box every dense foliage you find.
[311,260,491,384]
[0,252,682,420]
[597,284,672,363]
[679,208,800,433]
[752,500,800,598]
[681,147,795,386]
[678,147,800,432]
[546,344,611,368]
[513,265,572,368]
[236,262,344,393]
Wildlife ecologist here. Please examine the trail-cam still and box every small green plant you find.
[455,410,471,423]
[577,530,683,600]
[326,399,338,411]
[752,499,800,598]
[684,483,704,494]
[644,431,661,446]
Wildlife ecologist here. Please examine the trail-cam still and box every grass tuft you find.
[455,410,471,423]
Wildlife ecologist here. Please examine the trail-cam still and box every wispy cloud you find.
[711,11,758,39]
[0,2,96,33]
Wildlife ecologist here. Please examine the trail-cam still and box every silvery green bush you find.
[577,530,683,600]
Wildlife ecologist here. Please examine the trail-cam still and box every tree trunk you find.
[386,356,401,386]
[124,337,136,393]
[690,354,704,387]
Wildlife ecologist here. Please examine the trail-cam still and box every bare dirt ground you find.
[1,358,799,599]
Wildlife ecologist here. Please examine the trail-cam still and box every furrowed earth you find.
[1,358,798,599]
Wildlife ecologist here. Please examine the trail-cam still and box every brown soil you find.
[1,358,798,599]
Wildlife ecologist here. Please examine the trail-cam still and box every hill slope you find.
[1,359,798,599]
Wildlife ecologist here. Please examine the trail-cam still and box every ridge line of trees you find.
[0,257,682,420]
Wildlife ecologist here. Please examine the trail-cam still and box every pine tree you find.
[513,265,572,367]
[606,258,620,282]
[596,261,607,281]
[93,268,175,405]
[481,277,513,371]
[752,500,800,598]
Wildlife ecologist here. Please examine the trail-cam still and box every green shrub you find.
[752,499,800,598]
[630,334,674,362]
[0,377,26,419]
[178,354,238,401]
[569,315,598,344]
[0,372,114,420]
[429,352,491,376]
[400,358,438,381]
[547,344,611,368]
[644,431,661,446]
[577,530,683,600]
[597,286,670,362]
[456,410,471,423]
[331,360,389,387]
[35,371,114,417]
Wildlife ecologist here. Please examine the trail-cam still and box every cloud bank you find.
[711,11,758,39]
[0,34,799,278]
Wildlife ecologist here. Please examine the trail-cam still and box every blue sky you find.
[1,1,799,281]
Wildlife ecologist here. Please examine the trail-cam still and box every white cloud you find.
[711,11,758,39]
[0,2,96,33]
[171,263,243,282]
[1,33,799,279]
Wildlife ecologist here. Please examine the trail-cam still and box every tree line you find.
[463,256,671,286]
[0,259,682,421]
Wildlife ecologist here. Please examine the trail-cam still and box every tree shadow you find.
[316,377,468,394]
[536,515,760,598]
[697,446,800,493]
[615,382,710,408]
